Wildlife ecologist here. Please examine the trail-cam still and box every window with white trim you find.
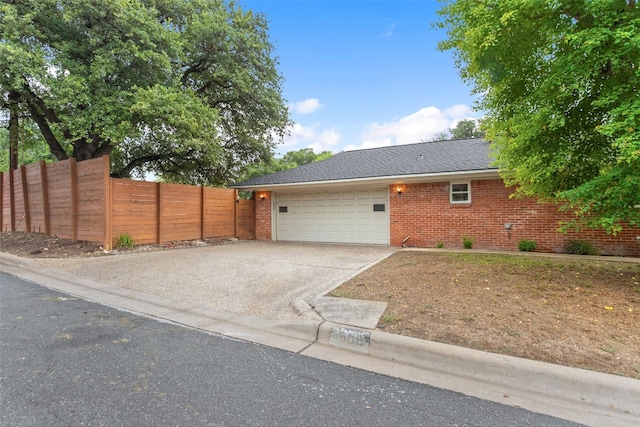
[450,182,470,203]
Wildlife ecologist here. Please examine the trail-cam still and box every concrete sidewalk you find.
[1,244,639,427]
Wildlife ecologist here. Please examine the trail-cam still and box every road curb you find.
[3,252,639,426]
[0,251,41,270]
[312,321,640,427]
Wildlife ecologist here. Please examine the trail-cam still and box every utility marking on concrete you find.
[329,326,370,351]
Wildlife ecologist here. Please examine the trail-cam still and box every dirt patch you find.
[0,231,235,259]
[331,250,640,379]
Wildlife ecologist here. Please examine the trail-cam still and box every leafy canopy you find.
[1,0,290,185]
[239,148,332,182]
[437,0,640,233]
[428,118,484,141]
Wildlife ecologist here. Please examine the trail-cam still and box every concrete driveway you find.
[35,240,395,321]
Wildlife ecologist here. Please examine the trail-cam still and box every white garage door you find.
[275,189,389,245]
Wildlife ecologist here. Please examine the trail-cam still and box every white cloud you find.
[290,98,324,114]
[280,122,342,153]
[382,22,396,37]
[444,104,474,118]
[345,105,478,151]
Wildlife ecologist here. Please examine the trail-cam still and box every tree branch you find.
[181,58,209,85]
[112,153,166,178]
[23,97,69,161]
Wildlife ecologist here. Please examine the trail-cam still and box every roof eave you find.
[232,169,501,191]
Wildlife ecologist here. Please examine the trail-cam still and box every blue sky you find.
[240,0,482,156]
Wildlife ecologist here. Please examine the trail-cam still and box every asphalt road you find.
[0,272,582,427]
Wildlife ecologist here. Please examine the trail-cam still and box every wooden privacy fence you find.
[1,156,255,249]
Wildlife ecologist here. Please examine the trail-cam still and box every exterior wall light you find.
[260,194,266,200]
[396,186,403,195]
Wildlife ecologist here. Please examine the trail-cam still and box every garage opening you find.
[274,189,389,245]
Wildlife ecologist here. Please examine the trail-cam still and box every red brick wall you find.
[390,179,640,256]
[255,191,272,240]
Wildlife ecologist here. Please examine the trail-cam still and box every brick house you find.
[233,139,640,256]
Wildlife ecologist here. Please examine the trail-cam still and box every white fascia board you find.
[233,169,501,192]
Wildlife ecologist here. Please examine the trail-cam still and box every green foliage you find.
[450,119,484,140]
[562,240,598,256]
[116,233,135,250]
[462,235,474,249]
[517,239,537,252]
[429,131,450,142]
[436,242,444,248]
[381,313,402,324]
[0,0,290,185]
[437,0,640,233]
[238,148,333,182]
[0,125,54,171]
[426,119,484,142]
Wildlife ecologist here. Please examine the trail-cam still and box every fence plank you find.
[0,172,4,232]
[20,166,31,232]
[46,160,73,238]
[200,186,205,240]
[111,178,159,245]
[103,156,112,249]
[159,183,202,242]
[203,187,236,238]
[238,199,256,240]
[24,162,45,233]
[70,158,77,241]
[40,161,51,235]
[0,172,3,232]
[76,157,107,242]
[12,168,24,231]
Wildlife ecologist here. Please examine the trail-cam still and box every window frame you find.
[450,181,471,204]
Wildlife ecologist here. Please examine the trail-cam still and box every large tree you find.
[437,0,640,233]
[239,147,332,182]
[450,118,484,140]
[1,0,290,185]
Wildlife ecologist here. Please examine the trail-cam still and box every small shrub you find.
[462,235,474,249]
[382,313,401,324]
[563,240,598,255]
[518,239,537,252]
[116,233,135,249]
[436,242,444,248]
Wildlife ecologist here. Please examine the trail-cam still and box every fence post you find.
[103,156,112,250]
[157,182,164,244]
[9,168,15,231]
[20,165,31,232]
[0,171,3,232]
[200,185,205,240]
[234,189,239,238]
[40,161,51,235]
[69,157,78,241]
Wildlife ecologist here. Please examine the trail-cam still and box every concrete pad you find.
[1,254,320,353]
[31,241,396,320]
[309,296,386,329]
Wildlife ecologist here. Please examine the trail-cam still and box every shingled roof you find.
[234,138,497,188]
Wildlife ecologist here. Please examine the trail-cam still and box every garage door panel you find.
[275,190,389,245]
